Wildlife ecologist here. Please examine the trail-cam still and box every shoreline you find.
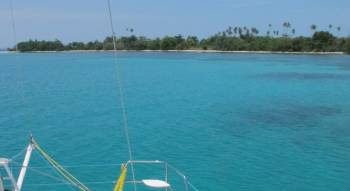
[1,49,346,55]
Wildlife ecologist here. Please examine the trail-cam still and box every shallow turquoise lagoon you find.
[1,52,350,191]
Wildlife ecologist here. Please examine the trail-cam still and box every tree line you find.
[9,24,350,54]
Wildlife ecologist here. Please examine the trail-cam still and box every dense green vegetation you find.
[9,25,350,54]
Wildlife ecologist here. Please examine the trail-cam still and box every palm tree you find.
[242,26,249,37]
[238,27,243,37]
[245,27,250,37]
[126,28,134,34]
[328,24,333,31]
[282,22,291,37]
[227,26,233,36]
[243,26,248,33]
[282,22,287,29]
[291,28,296,36]
[267,24,272,37]
[251,27,259,36]
[282,22,287,36]
[337,26,341,31]
[233,27,238,37]
[337,26,341,36]
[310,24,317,35]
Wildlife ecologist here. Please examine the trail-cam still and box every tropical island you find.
[8,24,350,54]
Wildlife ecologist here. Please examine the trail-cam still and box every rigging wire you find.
[19,163,123,169]
[6,0,200,190]
[11,151,200,191]
[188,182,200,191]
[9,0,18,51]
[106,0,137,191]
[9,0,35,149]
[24,181,115,187]
[31,139,91,191]
[11,160,73,185]
[35,147,78,191]
[20,180,160,187]
[11,156,78,191]
[10,147,27,161]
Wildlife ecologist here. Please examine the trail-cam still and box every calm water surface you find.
[0,52,350,191]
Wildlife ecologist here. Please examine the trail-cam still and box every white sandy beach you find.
[2,50,346,55]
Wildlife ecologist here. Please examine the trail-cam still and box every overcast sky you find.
[1,0,350,48]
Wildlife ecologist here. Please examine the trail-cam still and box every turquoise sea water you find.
[1,52,350,191]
